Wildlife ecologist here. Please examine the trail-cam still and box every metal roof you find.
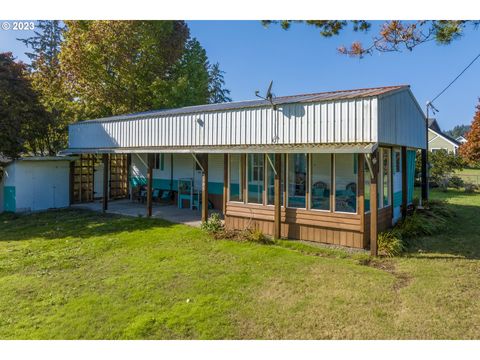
[81,85,409,123]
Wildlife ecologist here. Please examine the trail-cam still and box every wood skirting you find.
[225,203,365,248]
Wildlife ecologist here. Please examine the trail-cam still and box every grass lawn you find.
[1,189,479,339]
[455,167,480,185]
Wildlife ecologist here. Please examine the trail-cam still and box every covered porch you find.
[71,198,220,227]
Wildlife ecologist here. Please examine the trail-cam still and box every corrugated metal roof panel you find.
[81,85,408,123]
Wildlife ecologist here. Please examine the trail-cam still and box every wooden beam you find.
[401,146,407,218]
[201,154,209,223]
[223,154,228,215]
[274,153,282,239]
[102,154,109,212]
[241,154,246,202]
[147,153,153,217]
[370,149,379,256]
[421,148,428,203]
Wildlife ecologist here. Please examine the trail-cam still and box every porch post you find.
[102,153,109,212]
[223,154,228,215]
[370,149,379,256]
[274,153,282,239]
[202,154,209,223]
[401,146,408,218]
[147,153,153,217]
[421,148,428,203]
[357,153,365,247]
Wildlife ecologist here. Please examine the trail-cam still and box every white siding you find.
[10,161,70,212]
[377,89,426,149]
[68,99,379,150]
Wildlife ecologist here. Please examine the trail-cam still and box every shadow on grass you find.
[0,208,177,242]
[404,200,480,260]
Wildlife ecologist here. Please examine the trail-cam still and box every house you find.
[428,118,461,154]
[60,85,427,253]
[0,157,73,213]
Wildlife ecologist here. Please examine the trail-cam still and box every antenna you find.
[255,80,276,109]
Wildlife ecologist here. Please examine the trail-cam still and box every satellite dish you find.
[255,80,276,109]
[266,80,273,101]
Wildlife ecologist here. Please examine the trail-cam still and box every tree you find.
[208,62,232,103]
[0,53,51,160]
[459,100,480,165]
[428,150,465,188]
[18,20,73,154]
[59,20,190,119]
[155,38,212,109]
[445,124,471,139]
[262,20,479,57]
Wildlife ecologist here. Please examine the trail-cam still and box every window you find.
[266,154,284,205]
[310,154,331,210]
[154,154,164,170]
[247,153,264,204]
[394,150,401,173]
[381,148,391,207]
[364,158,371,212]
[229,154,243,202]
[334,154,357,213]
[287,153,307,208]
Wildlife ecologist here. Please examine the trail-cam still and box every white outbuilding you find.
[0,157,73,213]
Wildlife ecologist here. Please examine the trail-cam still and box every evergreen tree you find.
[208,62,232,103]
[445,124,471,139]
[18,21,72,154]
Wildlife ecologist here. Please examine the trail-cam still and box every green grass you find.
[1,189,480,339]
[455,167,480,185]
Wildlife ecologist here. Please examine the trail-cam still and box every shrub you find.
[243,228,273,244]
[464,182,478,193]
[395,199,454,246]
[448,175,464,189]
[378,230,404,257]
[201,212,223,233]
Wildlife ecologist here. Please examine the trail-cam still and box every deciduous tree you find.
[0,53,51,160]
[460,100,480,165]
[60,20,190,118]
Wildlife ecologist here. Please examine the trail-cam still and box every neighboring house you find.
[456,135,468,144]
[0,157,73,213]
[428,118,461,154]
[61,85,426,251]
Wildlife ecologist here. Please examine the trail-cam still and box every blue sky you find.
[1,20,479,131]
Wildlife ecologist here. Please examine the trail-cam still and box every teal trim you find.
[130,176,224,195]
[393,191,402,208]
[407,150,416,204]
[4,186,16,212]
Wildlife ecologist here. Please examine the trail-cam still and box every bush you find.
[243,228,273,244]
[464,182,478,193]
[378,231,404,257]
[394,199,454,247]
[201,212,223,233]
[448,175,465,189]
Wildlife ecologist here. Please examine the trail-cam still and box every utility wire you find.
[430,51,480,104]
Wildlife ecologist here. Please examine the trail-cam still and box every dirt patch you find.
[359,258,412,292]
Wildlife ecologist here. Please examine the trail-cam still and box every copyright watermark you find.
[1,21,35,31]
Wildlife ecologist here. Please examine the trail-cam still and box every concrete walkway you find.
[71,199,220,227]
